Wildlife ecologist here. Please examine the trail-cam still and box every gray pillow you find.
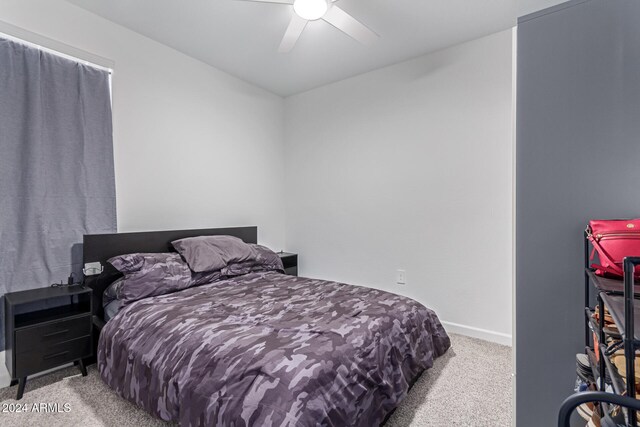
[221,244,284,277]
[103,277,124,307]
[102,277,124,321]
[108,253,191,303]
[171,235,257,273]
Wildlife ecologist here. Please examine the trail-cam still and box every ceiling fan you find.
[237,0,378,53]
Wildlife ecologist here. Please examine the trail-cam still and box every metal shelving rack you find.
[563,230,640,426]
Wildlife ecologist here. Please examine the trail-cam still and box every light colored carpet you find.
[385,334,513,427]
[0,334,512,427]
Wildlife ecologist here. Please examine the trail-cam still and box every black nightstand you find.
[4,285,92,400]
[278,252,298,276]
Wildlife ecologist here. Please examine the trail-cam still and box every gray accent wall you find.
[516,0,640,426]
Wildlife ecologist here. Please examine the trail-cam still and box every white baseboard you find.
[442,321,513,346]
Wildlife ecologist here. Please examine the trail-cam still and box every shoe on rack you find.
[577,369,594,384]
[577,355,593,373]
[610,354,640,382]
[577,353,595,383]
[577,353,591,370]
[603,326,621,339]
[601,404,633,427]
[578,401,595,421]
[586,406,602,427]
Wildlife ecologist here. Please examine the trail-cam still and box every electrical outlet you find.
[396,269,406,285]
[83,262,103,276]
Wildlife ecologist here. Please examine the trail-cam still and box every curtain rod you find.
[0,31,113,74]
[0,22,113,74]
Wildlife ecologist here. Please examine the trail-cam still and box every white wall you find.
[0,0,514,344]
[284,30,514,344]
[0,0,286,249]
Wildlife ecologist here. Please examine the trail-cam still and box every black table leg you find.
[78,358,87,377]
[9,379,18,387]
[16,377,26,400]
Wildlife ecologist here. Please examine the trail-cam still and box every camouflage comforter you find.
[98,272,451,426]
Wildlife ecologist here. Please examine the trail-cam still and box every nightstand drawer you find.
[15,315,91,354]
[15,336,92,378]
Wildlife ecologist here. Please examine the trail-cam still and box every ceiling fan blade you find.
[322,5,378,45]
[279,15,308,53]
[234,0,294,4]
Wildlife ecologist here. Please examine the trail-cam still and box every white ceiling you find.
[65,0,559,96]
[519,0,566,17]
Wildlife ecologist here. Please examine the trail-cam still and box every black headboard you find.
[83,226,257,323]
[83,226,257,264]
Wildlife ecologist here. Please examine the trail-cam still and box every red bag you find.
[587,219,640,278]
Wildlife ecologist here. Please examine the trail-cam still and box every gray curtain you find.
[0,38,116,350]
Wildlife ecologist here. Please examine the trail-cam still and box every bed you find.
[84,227,450,426]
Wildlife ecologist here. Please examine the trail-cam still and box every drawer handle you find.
[43,351,69,360]
[43,329,69,338]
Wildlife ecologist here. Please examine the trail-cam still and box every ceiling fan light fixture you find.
[293,0,329,21]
